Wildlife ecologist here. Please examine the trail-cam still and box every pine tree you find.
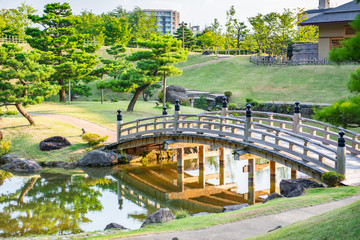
[104,34,188,111]
[174,26,195,49]
[25,3,99,102]
[0,44,59,125]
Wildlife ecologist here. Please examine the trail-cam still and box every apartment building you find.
[143,9,180,35]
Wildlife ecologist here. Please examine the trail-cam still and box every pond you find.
[0,151,306,238]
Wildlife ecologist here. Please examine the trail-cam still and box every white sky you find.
[0,0,353,28]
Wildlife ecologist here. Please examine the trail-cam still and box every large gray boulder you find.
[166,85,188,104]
[39,136,71,151]
[141,208,175,228]
[0,153,18,164]
[222,203,249,212]
[1,158,42,173]
[104,223,127,230]
[280,178,324,198]
[263,192,284,204]
[78,150,118,167]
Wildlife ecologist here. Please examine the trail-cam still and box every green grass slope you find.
[168,56,359,106]
[252,198,360,240]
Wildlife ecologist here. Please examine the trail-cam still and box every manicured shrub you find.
[175,209,190,219]
[321,171,345,187]
[0,141,11,156]
[224,91,232,98]
[228,103,237,110]
[81,133,108,146]
[194,95,208,109]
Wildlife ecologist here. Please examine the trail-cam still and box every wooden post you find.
[117,109,122,142]
[219,147,225,185]
[163,106,168,129]
[221,96,228,117]
[293,101,302,133]
[177,148,184,192]
[174,99,180,133]
[248,158,255,205]
[245,104,253,142]
[291,169,297,179]
[198,145,205,188]
[270,161,277,193]
[337,131,346,176]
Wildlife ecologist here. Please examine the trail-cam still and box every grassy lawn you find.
[1,101,204,162]
[252,198,360,240]
[82,186,360,239]
[168,56,359,106]
[175,53,217,68]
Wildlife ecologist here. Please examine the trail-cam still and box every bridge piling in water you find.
[219,147,225,185]
[177,147,185,192]
[248,158,255,205]
[270,161,277,193]
[198,145,205,188]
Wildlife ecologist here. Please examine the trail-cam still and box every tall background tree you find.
[0,44,59,125]
[0,3,35,37]
[174,26,195,49]
[103,34,188,111]
[25,3,100,102]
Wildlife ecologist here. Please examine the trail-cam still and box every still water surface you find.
[0,154,305,237]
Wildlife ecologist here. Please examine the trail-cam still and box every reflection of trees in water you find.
[0,170,12,186]
[206,156,219,171]
[0,174,114,238]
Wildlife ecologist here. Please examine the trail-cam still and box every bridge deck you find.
[112,110,360,186]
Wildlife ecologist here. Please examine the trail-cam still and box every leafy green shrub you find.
[81,133,108,146]
[321,172,345,187]
[194,95,208,109]
[246,98,263,108]
[175,209,190,219]
[224,91,232,98]
[0,109,18,116]
[228,103,237,110]
[0,141,11,156]
[158,90,163,103]
[181,99,189,106]
[111,97,119,102]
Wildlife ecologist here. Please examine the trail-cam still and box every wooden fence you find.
[0,36,99,45]
[250,55,331,65]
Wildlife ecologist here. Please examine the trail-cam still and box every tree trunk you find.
[15,103,35,125]
[127,83,151,112]
[18,177,39,204]
[162,71,167,107]
[58,79,66,102]
[101,89,104,104]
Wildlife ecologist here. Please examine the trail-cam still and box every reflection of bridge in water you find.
[112,159,273,213]
[107,100,360,205]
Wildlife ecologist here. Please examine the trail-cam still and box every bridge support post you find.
[292,102,302,133]
[337,131,346,176]
[291,169,297,179]
[248,158,255,205]
[177,148,185,192]
[174,99,181,133]
[117,109,123,142]
[198,145,205,188]
[219,147,225,185]
[270,161,277,193]
[245,104,253,142]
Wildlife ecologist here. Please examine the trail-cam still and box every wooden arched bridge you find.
[107,100,360,187]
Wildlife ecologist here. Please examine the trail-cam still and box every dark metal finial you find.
[294,101,300,114]
[222,96,228,108]
[175,99,180,111]
[338,131,345,147]
[246,103,252,118]
[117,109,122,121]
[162,106,168,115]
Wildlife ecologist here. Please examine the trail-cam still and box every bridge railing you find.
[116,100,348,174]
[204,99,360,156]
